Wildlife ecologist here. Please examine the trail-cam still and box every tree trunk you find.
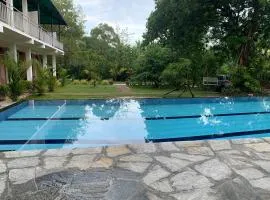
[238,43,249,66]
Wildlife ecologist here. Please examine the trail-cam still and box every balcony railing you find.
[0,1,63,51]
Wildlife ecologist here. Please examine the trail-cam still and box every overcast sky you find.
[74,0,155,44]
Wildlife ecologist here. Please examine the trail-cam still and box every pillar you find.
[7,44,17,84]
[22,0,28,33]
[52,54,56,77]
[26,48,32,81]
[42,54,47,68]
[6,0,14,27]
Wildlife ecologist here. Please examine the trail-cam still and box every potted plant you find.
[0,85,8,101]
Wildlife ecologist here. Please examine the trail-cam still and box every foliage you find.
[59,68,69,87]
[3,54,27,101]
[161,58,192,88]
[21,80,33,93]
[132,44,173,87]
[80,79,89,85]
[108,79,114,85]
[144,0,270,68]
[100,80,110,85]
[0,85,8,100]
[32,60,48,96]
[89,79,97,87]
[230,67,261,93]
[72,80,81,85]
[52,0,85,68]
[48,0,270,95]
[47,70,57,92]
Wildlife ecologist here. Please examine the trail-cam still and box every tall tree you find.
[53,0,85,67]
[144,0,270,67]
[133,44,174,87]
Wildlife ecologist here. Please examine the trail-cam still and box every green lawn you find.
[30,84,220,100]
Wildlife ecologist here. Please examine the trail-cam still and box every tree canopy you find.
[51,0,270,95]
[144,0,270,67]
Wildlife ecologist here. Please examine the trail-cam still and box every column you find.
[42,54,47,68]
[22,0,28,33]
[52,54,56,77]
[26,48,33,81]
[7,44,17,84]
[6,0,14,27]
[9,43,17,63]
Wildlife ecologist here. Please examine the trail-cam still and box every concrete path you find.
[1,138,270,199]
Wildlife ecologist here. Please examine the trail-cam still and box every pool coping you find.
[0,137,270,199]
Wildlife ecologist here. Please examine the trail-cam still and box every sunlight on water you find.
[73,99,147,144]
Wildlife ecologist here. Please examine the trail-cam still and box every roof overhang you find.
[14,0,67,25]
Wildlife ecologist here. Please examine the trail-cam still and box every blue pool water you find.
[1,97,270,151]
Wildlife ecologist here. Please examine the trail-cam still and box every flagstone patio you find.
[1,138,270,199]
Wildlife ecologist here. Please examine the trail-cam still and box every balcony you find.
[0,1,63,50]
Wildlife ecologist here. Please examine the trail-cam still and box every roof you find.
[14,0,67,25]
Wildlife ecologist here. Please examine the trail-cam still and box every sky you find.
[74,0,155,44]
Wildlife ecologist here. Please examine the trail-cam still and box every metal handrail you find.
[0,1,63,50]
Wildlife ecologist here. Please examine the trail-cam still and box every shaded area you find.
[7,169,148,200]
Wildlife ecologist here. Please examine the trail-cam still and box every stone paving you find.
[1,138,270,199]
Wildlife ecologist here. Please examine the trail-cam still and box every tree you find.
[144,0,270,68]
[52,0,85,67]
[90,23,120,48]
[132,44,174,87]
[82,24,135,81]
[143,0,211,57]
[161,58,194,97]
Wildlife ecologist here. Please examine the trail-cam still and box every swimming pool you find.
[0,97,270,151]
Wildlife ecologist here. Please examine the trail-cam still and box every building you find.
[0,0,66,84]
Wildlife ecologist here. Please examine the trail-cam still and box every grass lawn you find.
[30,84,220,100]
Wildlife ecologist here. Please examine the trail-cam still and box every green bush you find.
[231,67,261,93]
[80,79,89,85]
[56,80,61,87]
[21,80,33,93]
[72,80,81,85]
[3,55,27,101]
[89,79,97,87]
[59,68,68,87]
[108,79,114,85]
[0,85,8,100]
[47,75,57,92]
[101,80,110,85]
[33,60,48,96]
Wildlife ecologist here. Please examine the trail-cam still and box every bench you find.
[203,77,218,86]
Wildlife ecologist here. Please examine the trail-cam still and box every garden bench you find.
[203,77,218,86]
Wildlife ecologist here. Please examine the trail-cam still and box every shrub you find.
[59,68,68,87]
[47,75,57,92]
[89,79,97,87]
[3,55,27,101]
[21,80,33,93]
[0,85,8,100]
[8,80,24,101]
[72,80,80,85]
[56,80,61,87]
[108,79,114,85]
[32,60,48,95]
[80,79,88,85]
[231,67,261,93]
[101,80,110,85]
